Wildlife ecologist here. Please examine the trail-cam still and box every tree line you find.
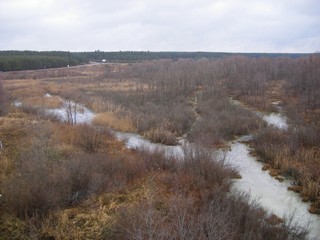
[0,50,309,71]
[0,51,87,71]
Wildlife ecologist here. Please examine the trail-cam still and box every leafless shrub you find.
[113,189,307,240]
[2,146,140,218]
[286,55,320,111]
[2,148,70,218]
[76,125,110,153]
[168,196,198,240]
[65,100,79,125]
[115,198,170,240]
[136,147,178,172]
[213,192,307,240]
[190,91,263,146]
[181,144,236,189]
[1,130,307,239]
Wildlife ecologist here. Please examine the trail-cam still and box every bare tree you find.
[65,99,79,125]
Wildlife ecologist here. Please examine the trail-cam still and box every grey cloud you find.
[0,0,319,52]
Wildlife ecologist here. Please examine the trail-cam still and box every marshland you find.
[0,53,319,239]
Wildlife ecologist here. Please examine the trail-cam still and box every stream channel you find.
[40,94,320,239]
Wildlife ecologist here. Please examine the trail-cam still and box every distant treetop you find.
[0,50,309,72]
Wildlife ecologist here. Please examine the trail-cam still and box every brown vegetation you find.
[92,112,136,132]
[189,88,265,147]
[1,55,319,238]
[225,55,320,213]
[0,122,307,239]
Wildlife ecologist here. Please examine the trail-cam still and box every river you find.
[40,94,320,239]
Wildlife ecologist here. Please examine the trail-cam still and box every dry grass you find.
[0,116,33,162]
[252,127,320,213]
[92,112,136,132]
[80,80,149,92]
[0,179,160,240]
[23,95,63,108]
[0,198,113,240]
[39,205,112,239]
[4,79,45,100]
[0,153,12,186]
[301,179,320,202]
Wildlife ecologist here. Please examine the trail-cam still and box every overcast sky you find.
[0,0,319,53]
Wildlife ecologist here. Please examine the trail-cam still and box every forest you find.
[0,50,309,71]
[0,54,319,239]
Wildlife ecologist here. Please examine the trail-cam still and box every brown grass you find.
[252,127,320,213]
[82,80,149,92]
[27,95,62,108]
[92,112,136,132]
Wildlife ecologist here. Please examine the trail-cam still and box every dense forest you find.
[0,50,310,71]
[0,51,86,71]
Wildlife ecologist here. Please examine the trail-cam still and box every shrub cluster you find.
[189,89,264,146]
[111,145,307,240]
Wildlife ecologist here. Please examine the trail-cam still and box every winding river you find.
[40,94,320,239]
[114,132,320,239]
